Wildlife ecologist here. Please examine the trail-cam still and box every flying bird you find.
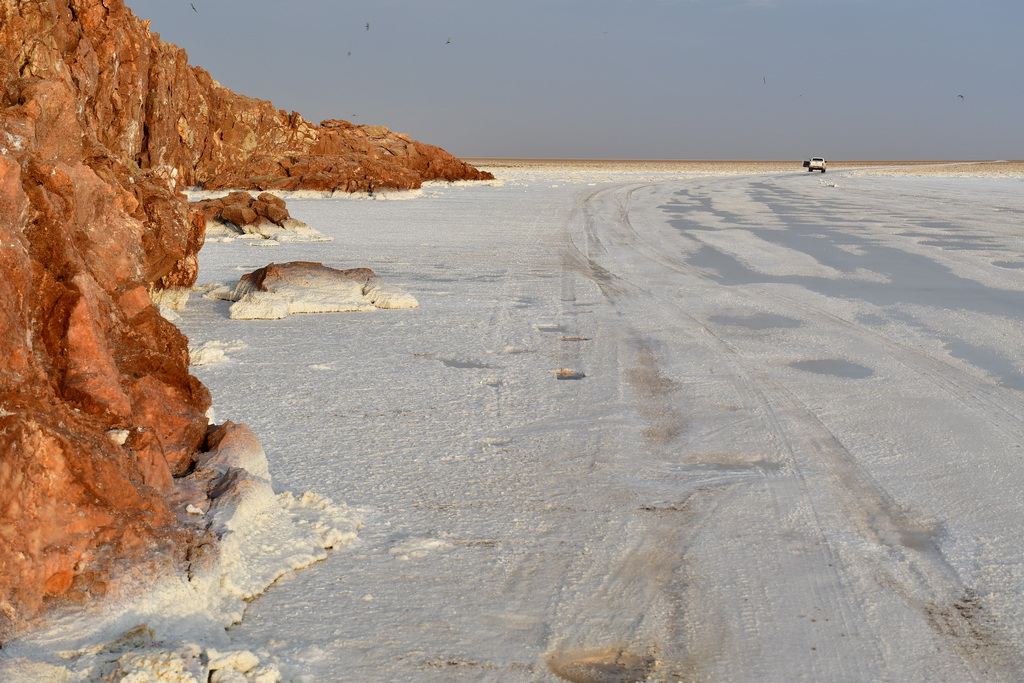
[445,37,452,45]
[957,94,965,99]
[191,3,197,11]
[365,22,370,30]
[763,76,766,85]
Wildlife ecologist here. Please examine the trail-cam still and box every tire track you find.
[557,178,1024,678]
[615,177,1024,448]
[556,182,884,679]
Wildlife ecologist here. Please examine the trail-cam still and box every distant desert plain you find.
[466,158,1024,176]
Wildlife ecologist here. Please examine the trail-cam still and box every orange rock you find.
[221,204,259,227]
[0,0,490,640]
[239,262,378,292]
[118,286,154,319]
[43,571,75,597]
[127,428,175,493]
[0,0,206,637]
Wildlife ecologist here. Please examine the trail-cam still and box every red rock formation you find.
[239,262,378,292]
[194,119,495,193]
[0,103,210,636]
[14,0,492,193]
[191,191,293,232]
[0,0,490,640]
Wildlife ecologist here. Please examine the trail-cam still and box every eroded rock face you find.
[195,118,495,192]
[0,54,212,635]
[0,0,491,194]
[0,0,486,639]
[0,147,211,636]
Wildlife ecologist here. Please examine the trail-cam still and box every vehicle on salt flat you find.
[803,157,827,172]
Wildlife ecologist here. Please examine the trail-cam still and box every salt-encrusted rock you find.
[180,422,362,613]
[189,340,247,367]
[0,422,360,678]
[150,287,192,311]
[190,192,330,242]
[364,279,422,309]
[225,262,418,320]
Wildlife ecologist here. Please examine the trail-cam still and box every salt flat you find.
[175,161,1024,681]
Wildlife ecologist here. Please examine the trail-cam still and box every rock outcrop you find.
[191,191,330,242]
[191,192,293,233]
[3,2,492,195]
[193,119,495,193]
[0,0,488,640]
[211,261,418,320]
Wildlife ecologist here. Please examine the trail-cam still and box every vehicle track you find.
[605,177,1024,447]
[555,177,1024,678]
[554,182,885,678]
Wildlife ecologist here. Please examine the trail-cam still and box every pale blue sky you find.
[128,0,1022,160]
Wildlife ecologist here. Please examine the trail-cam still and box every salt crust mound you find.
[363,279,420,310]
[204,216,331,244]
[0,423,362,682]
[203,262,419,320]
[189,188,430,202]
[189,340,248,366]
[189,180,499,204]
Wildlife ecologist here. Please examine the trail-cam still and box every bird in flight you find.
[957,94,965,99]
[445,37,452,45]
[191,3,197,11]
[365,22,370,30]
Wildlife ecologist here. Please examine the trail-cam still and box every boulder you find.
[224,262,417,319]
[190,191,329,242]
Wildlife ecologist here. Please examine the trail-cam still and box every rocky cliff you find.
[0,0,490,639]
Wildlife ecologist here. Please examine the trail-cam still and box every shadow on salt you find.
[709,313,804,330]
[789,358,874,379]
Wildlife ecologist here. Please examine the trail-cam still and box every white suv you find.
[803,157,827,173]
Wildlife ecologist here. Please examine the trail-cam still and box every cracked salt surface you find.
[8,163,1024,681]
